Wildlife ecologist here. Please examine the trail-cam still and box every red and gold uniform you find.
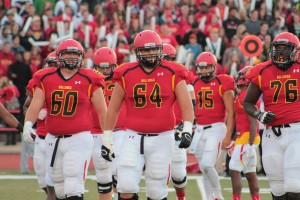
[248,59,300,196]
[234,89,260,145]
[193,74,235,125]
[33,67,105,136]
[91,78,126,134]
[248,60,300,126]
[114,60,189,134]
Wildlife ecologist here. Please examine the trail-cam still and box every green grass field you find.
[0,170,271,200]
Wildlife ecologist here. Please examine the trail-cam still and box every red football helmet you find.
[43,51,58,68]
[195,52,217,82]
[235,66,253,88]
[162,43,177,61]
[93,47,117,80]
[134,30,163,68]
[56,39,84,70]
[270,32,300,70]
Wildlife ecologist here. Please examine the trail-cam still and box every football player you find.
[101,30,194,200]
[229,66,260,200]
[23,39,107,200]
[91,47,127,200]
[162,43,195,200]
[191,52,235,200]
[23,51,58,200]
[244,32,300,200]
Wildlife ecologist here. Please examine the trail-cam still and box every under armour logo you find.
[157,72,164,76]
[293,69,299,73]
[211,82,216,86]
[75,81,81,84]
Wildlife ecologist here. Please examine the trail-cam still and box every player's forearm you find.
[248,116,258,145]
[25,106,40,125]
[225,111,235,138]
[104,109,119,131]
[244,102,259,118]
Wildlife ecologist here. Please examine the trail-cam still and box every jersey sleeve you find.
[173,62,189,86]
[32,69,48,90]
[219,75,235,94]
[26,79,36,96]
[247,64,263,87]
[113,64,126,89]
[88,69,106,96]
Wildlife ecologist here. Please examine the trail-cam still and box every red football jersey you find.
[235,89,260,134]
[91,78,127,134]
[113,60,189,133]
[193,74,235,125]
[248,60,300,126]
[173,69,195,126]
[27,79,47,137]
[33,68,105,136]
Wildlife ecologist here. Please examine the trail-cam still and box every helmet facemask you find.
[135,45,163,69]
[197,64,216,83]
[59,49,84,70]
[94,63,116,80]
[163,53,176,61]
[270,43,298,70]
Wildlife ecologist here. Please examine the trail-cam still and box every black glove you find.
[178,132,192,149]
[254,110,275,124]
[101,145,115,162]
[175,122,183,141]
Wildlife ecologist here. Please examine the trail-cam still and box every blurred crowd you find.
[0,0,298,114]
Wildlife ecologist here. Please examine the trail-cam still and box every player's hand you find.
[177,121,193,149]
[101,145,115,162]
[38,108,47,120]
[101,130,115,162]
[221,136,231,150]
[226,140,235,157]
[23,121,36,143]
[254,110,275,124]
[178,132,192,148]
[241,144,256,165]
[174,122,183,141]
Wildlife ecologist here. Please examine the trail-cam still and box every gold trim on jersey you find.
[218,85,222,97]
[235,132,260,145]
[88,84,92,99]
[172,74,175,91]
[258,75,262,89]
[122,76,126,90]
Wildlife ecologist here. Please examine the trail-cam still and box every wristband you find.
[16,122,23,132]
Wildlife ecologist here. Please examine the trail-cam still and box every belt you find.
[50,135,72,167]
[138,133,159,137]
[38,135,46,140]
[203,125,212,130]
[138,133,159,155]
[271,124,291,137]
[55,135,72,138]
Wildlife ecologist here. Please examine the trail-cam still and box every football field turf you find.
[0,172,271,200]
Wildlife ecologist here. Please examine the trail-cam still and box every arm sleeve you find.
[247,65,262,87]
[90,69,106,96]
[220,75,235,94]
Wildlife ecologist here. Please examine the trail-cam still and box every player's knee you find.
[95,165,112,184]
[286,192,300,200]
[64,177,84,197]
[270,181,286,197]
[54,182,65,199]
[66,195,83,200]
[285,179,300,193]
[172,176,187,188]
[97,181,112,194]
[147,185,167,200]
[119,193,138,200]
[200,163,213,174]
[118,178,139,193]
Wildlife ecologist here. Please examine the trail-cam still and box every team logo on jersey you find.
[293,69,300,73]
[211,82,216,86]
[157,72,164,76]
[75,81,81,84]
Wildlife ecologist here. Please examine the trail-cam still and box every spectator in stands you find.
[73,2,93,29]
[0,42,15,78]
[269,17,283,39]
[261,34,272,62]
[160,24,179,48]
[245,9,261,35]
[257,21,269,41]
[182,22,206,49]
[29,46,42,74]
[223,51,243,77]
[54,0,78,17]
[11,35,25,54]
[143,0,160,20]
[223,7,241,41]
[287,11,300,38]
[222,35,244,68]
[184,33,203,63]
[238,8,249,24]
[1,8,23,27]
[205,29,227,64]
